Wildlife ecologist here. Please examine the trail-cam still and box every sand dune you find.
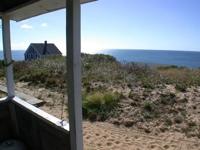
[83,121,200,150]
[1,81,200,150]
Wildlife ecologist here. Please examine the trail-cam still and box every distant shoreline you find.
[0,50,25,61]
[102,49,200,68]
[103,49,200,53]
[1,49,200,68]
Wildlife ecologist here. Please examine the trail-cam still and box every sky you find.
[0,0,200,54]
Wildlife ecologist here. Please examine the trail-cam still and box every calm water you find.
[102,49,200,68]
[0,50,25,61]
[1,50,200,68]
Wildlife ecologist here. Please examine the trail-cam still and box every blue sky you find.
[1,0,200,54]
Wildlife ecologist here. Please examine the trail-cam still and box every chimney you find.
[43,40,47,54]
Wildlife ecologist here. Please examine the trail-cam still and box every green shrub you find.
[160,93,176,105]
[84,92,104,109]
[164,117,173,126]
[174,115,184,124]
[157,65,179,70]
[142,101,159,119]
[83,91,120,121]
[175,83,188,92]
[143,101,155,112]
[104,92,120,106]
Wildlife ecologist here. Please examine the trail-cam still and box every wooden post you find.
[66,0,83,150]
[2,15,15,98]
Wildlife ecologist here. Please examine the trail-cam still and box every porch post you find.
[66,0,83,150]
[2,15,15,98]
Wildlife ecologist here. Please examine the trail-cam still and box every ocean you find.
[0,50,25,61]
[102,49,200,68]
[1,49,200,68]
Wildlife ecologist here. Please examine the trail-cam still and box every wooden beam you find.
[5,0,97,21]
[2,15,15,98]
[13,96,70,132]
[66,0,83,149]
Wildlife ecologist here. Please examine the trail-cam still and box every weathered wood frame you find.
[66,0,83,149]
[1,0,84,149]
[2,15,15,99]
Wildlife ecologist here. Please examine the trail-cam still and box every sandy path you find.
[83,121,200,150]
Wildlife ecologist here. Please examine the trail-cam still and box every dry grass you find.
[157,67,200,91]
[1,54,200,138]
[1,54,200,92]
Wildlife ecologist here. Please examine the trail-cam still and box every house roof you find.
[30,43,62,55]
[0,0,97,21]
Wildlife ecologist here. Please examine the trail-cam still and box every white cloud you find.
[41,23,48,27]
[20,24,33,29]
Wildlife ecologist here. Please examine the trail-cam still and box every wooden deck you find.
[0,97,70,150]
[0,85,44,107]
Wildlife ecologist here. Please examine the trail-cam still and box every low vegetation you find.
[82,91,120,121]
[1,54,200,91]
[1,54,200,138]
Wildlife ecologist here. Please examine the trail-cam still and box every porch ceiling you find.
[0,0,96,21]
[0,0,39,12]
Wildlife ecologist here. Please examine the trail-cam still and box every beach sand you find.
[83,121,200,150]
[0,80,200,150]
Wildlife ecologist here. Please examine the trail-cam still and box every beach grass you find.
[83,91,120,121]
[1,54,200,91]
